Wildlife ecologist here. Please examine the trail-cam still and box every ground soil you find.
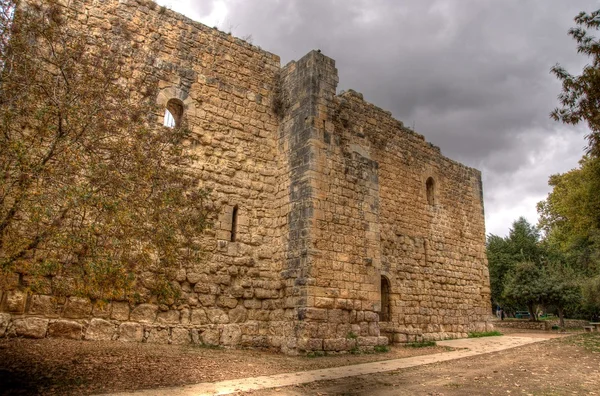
[246,329,600,396]
[1,329,598,396]
[0,338,445,395]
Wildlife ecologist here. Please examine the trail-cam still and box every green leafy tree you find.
[544,263,582,328]
[502,261,546,321]
[487,217,544,310]
[538,156,600,274]
[0,0,211,301]
[582,275,600,314]
[551,9,600,156]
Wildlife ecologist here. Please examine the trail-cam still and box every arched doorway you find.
[380,276,391,322]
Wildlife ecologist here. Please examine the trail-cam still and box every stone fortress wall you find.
[0,0,492,354]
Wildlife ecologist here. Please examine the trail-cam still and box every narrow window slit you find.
[231,205,238,242]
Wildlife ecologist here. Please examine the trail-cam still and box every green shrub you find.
[405,340,436,348]
[468,331,503,338]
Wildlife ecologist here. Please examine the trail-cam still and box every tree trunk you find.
[527,304,537,321]
[558,306,565,329]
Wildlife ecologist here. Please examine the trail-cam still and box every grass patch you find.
[468,331,503,338]
[306,351,327,358]
[190,343,224,350]
[563,332,600,353]
[374,345,389,353]
[405,340,436,348]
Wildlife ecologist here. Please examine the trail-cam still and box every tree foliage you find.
[502,261,546,321]
[0,0,212,301]
[487,217,544,309]
[551,9,600,156]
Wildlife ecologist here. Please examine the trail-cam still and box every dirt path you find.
[245,332,600,396]
[1,330,597,396]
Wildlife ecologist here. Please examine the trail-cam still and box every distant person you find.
[592,313,599,322]
[500,309,505,321]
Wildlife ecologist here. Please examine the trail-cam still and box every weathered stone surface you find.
[130,304,158,323]
[111,302,130,321]
[216,296,238,309]
[29,295,57,316]
[0,313,10,337]
[5,290,27,313]
[190,308,209,325]
[201,329,220,346]
[85,318,115,341]
[171,328,191,345]
[206,308,229,324]
[92,301,111,319]
[118,322,143,342]
[228,306,247,323]
[146,327,169,344]
[13,317,48,338]
[63,297,92,319]
[156,310,180,324]
[48,320,83,340]
[221,324,241,346]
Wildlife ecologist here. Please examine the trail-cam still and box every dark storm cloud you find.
[175,0,599,235]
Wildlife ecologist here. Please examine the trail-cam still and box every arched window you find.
[163,98,184,128]
[380,276,391,322]
[426,177,435,206]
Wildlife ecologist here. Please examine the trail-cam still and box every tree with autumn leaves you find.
[0,0,212,302]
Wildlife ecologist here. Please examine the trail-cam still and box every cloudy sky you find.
[157,0,597,237]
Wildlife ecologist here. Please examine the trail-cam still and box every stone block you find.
[303,308,327,321]
[146,327,169,344]
[92,301,111,319]
[186,272,204,284]
[0,313,10,337]
[297,337,323,351]
[315,297,334,309]
[216,296,238,309]
[201,329,220,346]
[118,322,143,342]
[5,290,27,313]
[328,309,349,324]
[364,311,379,322]
[85,318,115,341]
[171,328,190,345]
[130,304,158,323]
[190,308,209,325]
[206,308,229,324]
[323,338,348,351]
[29,295,57,316]
[220,324,241,346]
[48,320,83,340]
[228,306,247,323]
[63,297,92,319]
[198,294,216,306]
[180,308,191,325]
[393,333,408,343]
[368,321,379,336]
[156,310,180,324]
[13,317,48,339]
[111,302,130,321]
[357,336,378,346]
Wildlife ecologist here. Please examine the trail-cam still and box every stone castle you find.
[0,0,492,353]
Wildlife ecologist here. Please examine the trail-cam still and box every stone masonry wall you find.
[332,89,492,342]
[0,1,492,353]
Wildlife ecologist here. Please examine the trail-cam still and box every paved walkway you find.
[107,334,560,396]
